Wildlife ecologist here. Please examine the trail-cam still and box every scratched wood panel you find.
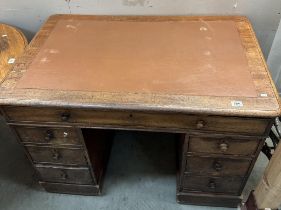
[0,15,279,117]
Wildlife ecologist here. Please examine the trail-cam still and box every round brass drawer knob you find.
[61,112,71,122]
[208,180,216,189]
[219,142,229,152]
[196,120,205,129]
[44,130,54,142]
[60,171,68,180]
[213,161,223,171]
[52,150,61,160]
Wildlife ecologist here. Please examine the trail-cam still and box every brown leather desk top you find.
[0,15,280,117]
[17,19,256,97]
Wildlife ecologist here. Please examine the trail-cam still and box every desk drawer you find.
[185,156,251,176]
[14,126,81,146]
[26,146,87,165]
[36,165,93,185]
[3,106,270,135]
[39,182,100,195]
[182,175,243,194]
[187,136,260,156]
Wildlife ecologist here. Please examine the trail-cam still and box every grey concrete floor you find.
[0,116,268,210]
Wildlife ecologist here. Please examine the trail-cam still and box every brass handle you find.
[52,149,60,160]
[61,112,70,122]
[196,120,205,129]
[219,142,229,152]
[60,170,68,180]
[213,161,223,171]
[208,179,216,189]
[44,130,54,142]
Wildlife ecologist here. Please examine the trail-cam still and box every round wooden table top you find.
[0,24,28,82]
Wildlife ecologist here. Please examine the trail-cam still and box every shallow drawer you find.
[187,136,261,156]
[182,175,243,194]
[25,146,87,165]
[3,106,270,135]
[36,165,93,185]
[185,156,251,176]
[39,181,100,195]
[14,126,81,146]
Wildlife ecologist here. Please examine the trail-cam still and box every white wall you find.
[1,0,281,58]
[267,19,281,94]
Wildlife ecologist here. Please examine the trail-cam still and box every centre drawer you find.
[3,106,271,135]
[182,175,243,195]
[184,156,251,176]
[25,145,88,166]
[14,126,82,146]
[35,165,94,185]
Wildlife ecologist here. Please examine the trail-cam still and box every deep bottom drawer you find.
[177,191,241,207]
[36,165,94,185]
[182,175,243,195]
[39,182,101,195]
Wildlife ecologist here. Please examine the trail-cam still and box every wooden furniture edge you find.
[0,15,280,118]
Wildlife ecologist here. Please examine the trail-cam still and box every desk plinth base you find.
[39,182,102,196]
[177,191,241,208]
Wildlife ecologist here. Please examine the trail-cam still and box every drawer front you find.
[3,106,270,135]
[187,136,261,156]
[39,182,100,195]
[25,146,87,165]
[36,166,93,185]
[185,156,251,176]
[14,126,81,146]
[182,175,243,194]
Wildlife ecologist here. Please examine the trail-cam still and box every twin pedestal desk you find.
[0,15,280,208]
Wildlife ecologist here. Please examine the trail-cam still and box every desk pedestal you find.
[176,134,265,207]
[11,125,113,195]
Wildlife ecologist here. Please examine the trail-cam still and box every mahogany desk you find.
[0,15,280,208]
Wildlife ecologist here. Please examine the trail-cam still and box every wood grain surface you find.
[0,15,279,117]
[0,24,27,82]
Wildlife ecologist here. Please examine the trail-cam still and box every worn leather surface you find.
[17,19,257,97]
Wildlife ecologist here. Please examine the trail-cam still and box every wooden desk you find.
[0,15,280,207]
